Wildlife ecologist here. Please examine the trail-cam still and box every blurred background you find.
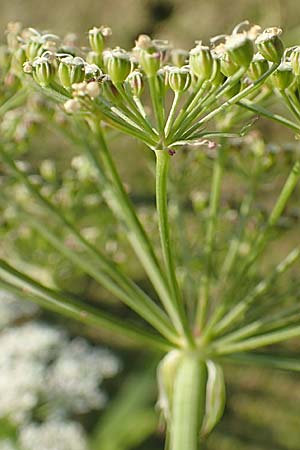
[1,1,300,450]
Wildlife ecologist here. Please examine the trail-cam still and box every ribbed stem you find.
[170,354,207,450]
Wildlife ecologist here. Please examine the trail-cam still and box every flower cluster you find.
[7,21,295,153]
[0,290,120,450]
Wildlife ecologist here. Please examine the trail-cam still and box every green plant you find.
[1,20,300,450]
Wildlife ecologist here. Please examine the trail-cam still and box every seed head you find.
[126,71,144,97]
[106,48,131,84]
[64,98,81,113]
[58,56,85,89]
[271,62,294,90]
[248,53,269,80]
[168,66,191,92]
[189,44,214,80]
[290,47,300,76]
[32,55,55,87]
[89,26,112,54]
[255,28,284,63]
[225,33,254,68]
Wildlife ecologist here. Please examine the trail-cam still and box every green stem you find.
[148,75,165,137]
[196,144,225,331]
[165,91,182,138]
[170,354,207,450]
[222,352,300,372]
[215,306,300,346]
[237,99,300,134]
[214,324,300,355]
[155,150,194,346]
[90,126,188,340]
[0,262,171,352]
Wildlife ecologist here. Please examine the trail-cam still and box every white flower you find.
[46,338,120,413]
[0,322,64,362]
[19,421,88,450]
[0,359,44,424]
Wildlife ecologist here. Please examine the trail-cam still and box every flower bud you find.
[106,49,131,84]
[255,28,284,63]
[88,26,111,53]
[171,49,188,67]
[32,56,55,87]
[64,98,81,113]
[248,54,269,80]
[290,47,300,76]
[58,56,85,89]
[225,33,254,68]
[86,80,101,98]
[271,62,294,90]
[168,66,191,92]
[126,71,144,97]
[189,44,214,80]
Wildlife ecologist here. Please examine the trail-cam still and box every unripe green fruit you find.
[58,56,85,89]
[139,49,161,77]
[248,55,269,80]
[225,34,254,68]
[32,57,55,87]
[271,63,294,90]
[127,71,144,97]
[290,48,300,76]
[168,67,191,92]
[255,32,284,63]
[106,49,131,84]
[26,39,43,60]
[189,45,214,80]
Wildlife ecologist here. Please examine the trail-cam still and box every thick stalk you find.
[170,354,207,450]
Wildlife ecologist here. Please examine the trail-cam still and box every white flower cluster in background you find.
[0,289,121,450]
[0,289,38,329]
[19,421,88,450]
